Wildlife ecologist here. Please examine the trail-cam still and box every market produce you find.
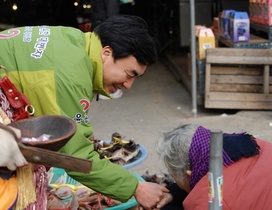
[91,132,141,166]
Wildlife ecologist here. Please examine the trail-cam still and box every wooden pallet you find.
[205,48,272,110]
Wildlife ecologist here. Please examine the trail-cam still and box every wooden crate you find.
[205,48,272,110]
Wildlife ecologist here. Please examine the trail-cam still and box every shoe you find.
[99,89,123,100]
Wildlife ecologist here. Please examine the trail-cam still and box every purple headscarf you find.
[188,126,211,189]
[188,126,259,189]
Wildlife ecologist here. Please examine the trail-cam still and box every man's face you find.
[101,46,147,94]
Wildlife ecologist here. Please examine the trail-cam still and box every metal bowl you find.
[9,115,77,151]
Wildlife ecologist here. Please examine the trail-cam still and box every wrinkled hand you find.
[0,126,28,171]
[137,192,173,210]
[134,181,169,209]
[156,192,173,209]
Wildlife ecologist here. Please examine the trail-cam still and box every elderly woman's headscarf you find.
[189,126,260,189]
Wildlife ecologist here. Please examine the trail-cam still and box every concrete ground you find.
[88,60,272,176]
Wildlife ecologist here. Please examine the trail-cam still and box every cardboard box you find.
[230,11,250,42]
[195,27,215,60]
[249,0,263,24]
[256,0,264,23]
[213,17,219,35]
[263,0,272,26]
[249,0,255,22]
[249,0,259,23]
[219,10,235,39]
[218,11,223,36]
[195,25,207,35]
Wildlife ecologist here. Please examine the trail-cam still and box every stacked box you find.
[195,27,215,60]
[263,0,272,26]
[218,11,223,36]
[195,25,207,34]
[249,0,257,22]
[213,17,219,35]
[249,0,264,23]
[257,0,264,23]
[219,10,235,39]
[230,11,250,42]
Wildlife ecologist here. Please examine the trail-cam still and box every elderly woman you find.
[156,124,272,210]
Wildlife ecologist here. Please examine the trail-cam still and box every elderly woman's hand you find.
[134,181,169,209]
[156,192,173,209]
[136,190,173,210]
[137,193,173,210]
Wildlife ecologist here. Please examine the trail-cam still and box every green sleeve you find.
[59,124,139,202]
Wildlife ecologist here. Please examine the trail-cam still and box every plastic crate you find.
[218,35,272,49]
[250,22,272,42]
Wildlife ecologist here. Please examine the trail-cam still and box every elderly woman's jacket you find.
[183,139,272,209]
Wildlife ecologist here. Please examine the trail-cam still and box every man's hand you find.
[134,181,169,209]
[0,126,28,170]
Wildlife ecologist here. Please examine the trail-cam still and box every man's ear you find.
[186,170,192,177]
[101,46,113,62]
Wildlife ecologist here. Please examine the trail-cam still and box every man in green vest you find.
[0,15,168,209]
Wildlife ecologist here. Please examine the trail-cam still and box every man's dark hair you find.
[93,15,159,66]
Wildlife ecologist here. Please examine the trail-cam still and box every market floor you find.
[88,56,272,176]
